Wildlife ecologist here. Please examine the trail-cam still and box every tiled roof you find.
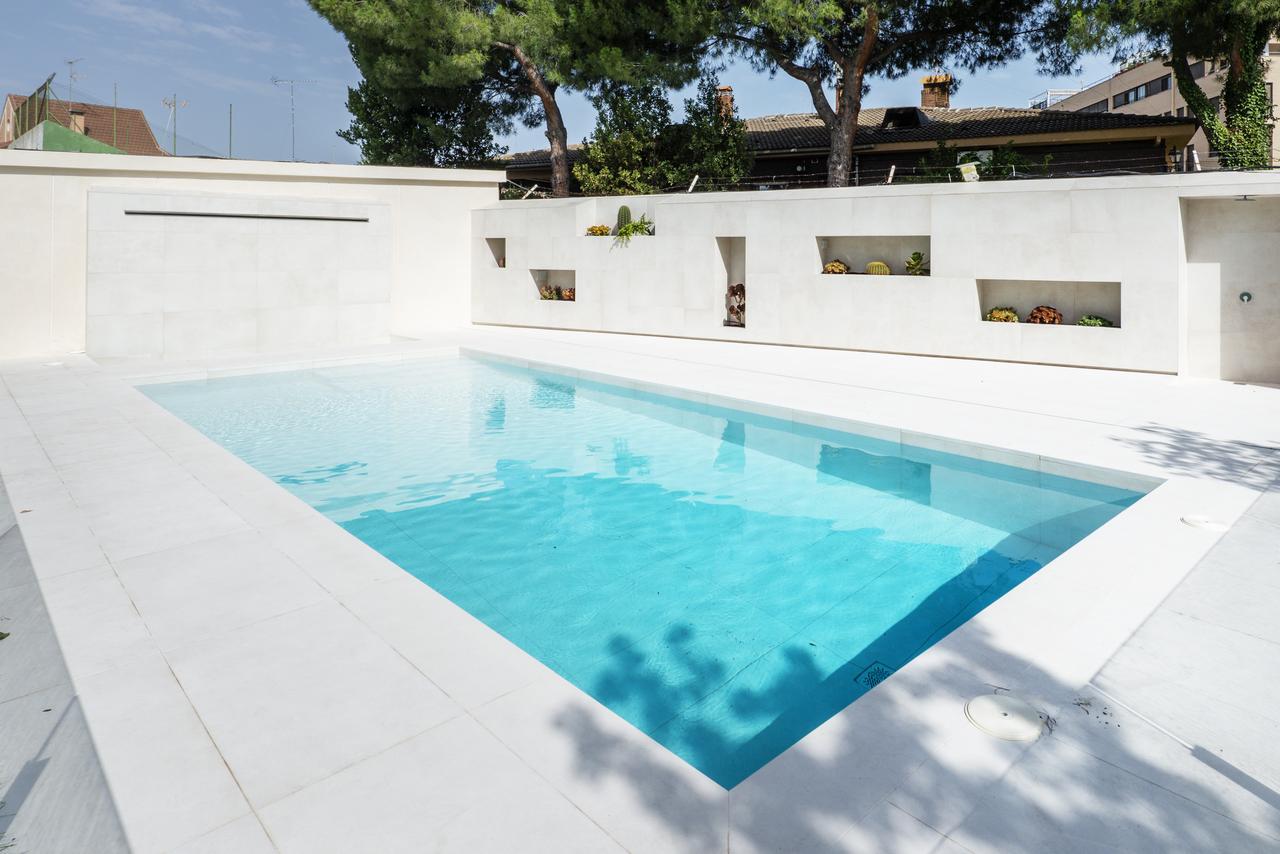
[745,107,1196,152]
[502,106,1197,167]
[4,94,168,157]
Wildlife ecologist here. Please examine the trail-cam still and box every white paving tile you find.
[166,600,461,807]
[342,573,548,709]
[167,814,278,854]
[40,563,157,681]
[76,651,252,854]
[256,513,403,598]
[474,673,729,854]
[260,715,623,854]
[114,529,328,650]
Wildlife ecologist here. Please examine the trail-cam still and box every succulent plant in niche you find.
[822,259,850,275]
[985,306,1019,323]
[1078,314,1113,327]
[904,251,929,276]
[1026,305,1063,324]
[865,260,891,276]
[586,224,611,236]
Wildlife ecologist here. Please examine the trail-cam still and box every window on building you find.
[1078,99,1108,113]
[1176,107,1185,117]
[1111,74,1171,108]
[1189,61,1205,79]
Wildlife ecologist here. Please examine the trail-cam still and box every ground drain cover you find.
[965,693,1045,741]
[855,661,895,689]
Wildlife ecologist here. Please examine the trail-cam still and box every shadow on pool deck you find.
[548,524,1280,852]
[1113,423,1280,489]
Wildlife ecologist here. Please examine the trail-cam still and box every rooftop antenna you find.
[65,58,84,107]
[162,93,188,156]
[271,76,316,161]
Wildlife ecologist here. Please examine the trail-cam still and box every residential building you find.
[1052,44,1280,169]
[1,93,167,157]
[502,76,1198,189]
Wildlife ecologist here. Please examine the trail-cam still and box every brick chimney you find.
[69,109,85,134]
[920,74,952,109]
[716,85,734,117]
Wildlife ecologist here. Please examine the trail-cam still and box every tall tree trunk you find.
[1169,22,1272,170]
[824,8,879,187]
[503,42,571,197]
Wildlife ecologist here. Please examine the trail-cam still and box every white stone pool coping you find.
[1,328,1277,852]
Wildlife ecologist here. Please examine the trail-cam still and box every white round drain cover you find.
[1180,515,1228,532]
[965,694,1044,741]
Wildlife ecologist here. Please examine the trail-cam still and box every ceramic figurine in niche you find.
[725,283,746,327]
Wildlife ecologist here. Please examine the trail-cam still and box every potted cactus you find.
[822,259,850,274]
[865,260,891,276]
[985,307,1019,322]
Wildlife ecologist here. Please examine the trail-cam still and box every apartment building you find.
[1050,43,1280,169]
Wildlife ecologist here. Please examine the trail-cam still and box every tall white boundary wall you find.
[472,172,1280,384]
[0,150,503,360]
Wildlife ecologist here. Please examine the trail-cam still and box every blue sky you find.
[4,0,1119,163]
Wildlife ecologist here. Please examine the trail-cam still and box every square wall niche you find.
[718,236,746,327]
[977,279,1121,326]
[485,237,507,268]
[531,268,576,301]
[816,236,930,275]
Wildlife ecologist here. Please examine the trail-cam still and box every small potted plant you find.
[865,260,891,276]
[904,251,929,276]
[560,286,576,301]
[985,307,1019,322]
[822,259,850,275]
[585,225,610,236]
[538,284,559,300]
[1078,314,1113,327]
[1026,305,1063,324]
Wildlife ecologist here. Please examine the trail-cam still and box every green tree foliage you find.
[914,138,1051,181]
[1063,1,1280,169]
[670,77,754,189]
[573,76,753,195]
[710,1,1069,187]
[340,77,510,167]
[309,0,705,196]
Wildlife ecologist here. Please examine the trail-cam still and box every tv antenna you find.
[271,76,315,161]
[65,58,84,106]
[162,93,188,156]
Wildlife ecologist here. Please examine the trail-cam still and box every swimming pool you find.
[143,355,1144,788]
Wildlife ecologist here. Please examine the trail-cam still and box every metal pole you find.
[290,81,296,161]
[228,104,233,158]
[173,93,178,156]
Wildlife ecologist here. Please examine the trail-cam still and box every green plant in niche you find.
[585,224,611,236]
[615,204,632,233]
[613,213,655,247]
[865,260,891,276]
[985,306,1019,323]
[1078,314,1114,327]
[905,251,929,276]
[538,284,560,300]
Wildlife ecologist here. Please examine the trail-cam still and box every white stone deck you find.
[1,327,1277,853]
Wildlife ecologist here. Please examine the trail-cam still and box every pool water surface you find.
[143,355,1143,788]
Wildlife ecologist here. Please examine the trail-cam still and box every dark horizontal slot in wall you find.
[123,210,369,223]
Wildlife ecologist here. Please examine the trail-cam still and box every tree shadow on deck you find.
[1113,423,1279,489]
[545,525,1280,852]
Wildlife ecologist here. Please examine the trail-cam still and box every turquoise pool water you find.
[143,355,1143,788]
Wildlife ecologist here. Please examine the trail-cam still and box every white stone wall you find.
[472,172,1280,381]
[0,150,502,360]
[86,192,393,358]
